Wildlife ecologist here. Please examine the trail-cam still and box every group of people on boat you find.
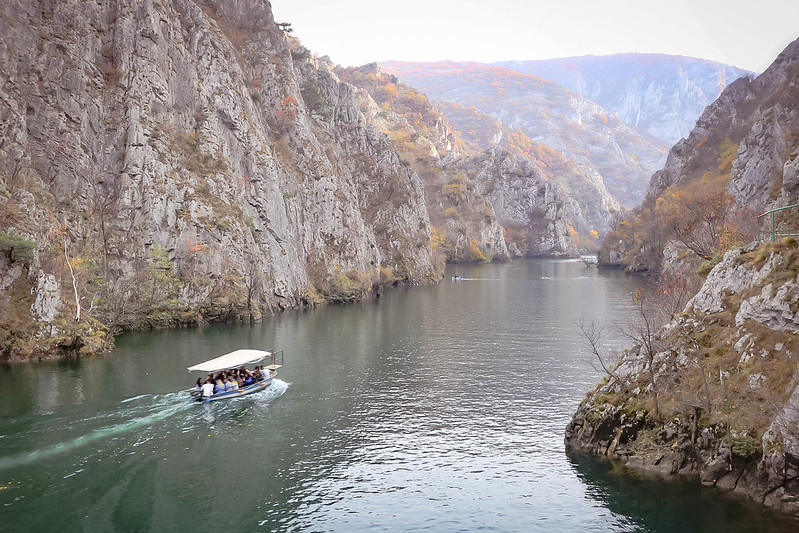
[193,365,272,399]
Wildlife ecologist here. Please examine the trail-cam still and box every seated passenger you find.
[214,378,225,394]
[192,378,203,397]
[201,378,215,399]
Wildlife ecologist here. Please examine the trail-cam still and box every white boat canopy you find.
[187,349,271,373]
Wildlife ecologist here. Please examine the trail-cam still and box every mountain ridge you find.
[381,59,668,208]
[494,53,753,145]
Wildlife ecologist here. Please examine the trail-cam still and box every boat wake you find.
[0,380,289,472]
[0,392,190,472]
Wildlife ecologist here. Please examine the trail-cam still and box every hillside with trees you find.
[337,63,618,259]
[600,37,799,276]
[381,60,669,208]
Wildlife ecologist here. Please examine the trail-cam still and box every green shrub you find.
[726,433,760,458]
[0,231,36,264]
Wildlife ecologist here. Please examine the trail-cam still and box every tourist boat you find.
[188,349,283,402]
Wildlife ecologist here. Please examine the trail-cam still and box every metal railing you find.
[757,203,799,242]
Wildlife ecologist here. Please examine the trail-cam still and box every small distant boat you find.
[580,255,598,266]
[451,276,465,281]
[188,349,283,402]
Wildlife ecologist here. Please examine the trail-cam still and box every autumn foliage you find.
[602,176,754,272]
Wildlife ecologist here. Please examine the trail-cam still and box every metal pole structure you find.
[771,211,776,242]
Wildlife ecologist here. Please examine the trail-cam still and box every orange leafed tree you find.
[275,95,299,132]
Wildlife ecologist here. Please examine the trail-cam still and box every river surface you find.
[1,259,797,532]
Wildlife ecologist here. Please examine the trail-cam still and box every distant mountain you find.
[381,60,667,207]
[494,54,754,145]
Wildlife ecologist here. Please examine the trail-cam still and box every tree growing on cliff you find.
[658,183,750,261]
[578,319,627,391]
[622,288,662,419]
[244,254,264,320]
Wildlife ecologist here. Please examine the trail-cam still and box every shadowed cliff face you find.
[0,0,438,360]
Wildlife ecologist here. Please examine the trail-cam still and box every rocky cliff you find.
[566,239,799,517]
[0,0,438,361]
[451,147,580,256]
[336,63,510,263]
[647,38,799,214]
[600,37,799,274]
[435,99,621,242]
[496,54,752,145]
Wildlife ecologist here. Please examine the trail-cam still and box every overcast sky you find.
[271,0,799,73]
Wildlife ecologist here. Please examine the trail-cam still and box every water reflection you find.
[568,452,799,532]
[1,260,796,531]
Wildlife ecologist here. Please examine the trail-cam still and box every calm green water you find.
[1,259,797,532]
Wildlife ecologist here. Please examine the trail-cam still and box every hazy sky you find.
[271,0,799,73]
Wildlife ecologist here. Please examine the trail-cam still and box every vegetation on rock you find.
[0,0,437,361]
[569,38,799,518]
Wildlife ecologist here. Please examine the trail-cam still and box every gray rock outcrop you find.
[0,0,437,360]
[567,239,799,517]
[457,148,580,256]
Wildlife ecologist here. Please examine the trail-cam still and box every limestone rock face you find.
[0,0,437,360]
[30,272,61,324]
[458,148,580,257]
[567,240,799,517]
[689,244,799,332]
[647,37,799,214]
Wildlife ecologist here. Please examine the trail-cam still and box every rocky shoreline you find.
[566,241,799,518]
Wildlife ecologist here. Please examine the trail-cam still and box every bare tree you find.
[63,233,81,322]
[244,254,263,320]
[578,319,626,391]
[653,267,701,323]
[84,172,122,277]
[619,288,662,419]
[678,319,712,416]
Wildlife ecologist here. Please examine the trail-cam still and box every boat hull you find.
[193,378,273,402]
